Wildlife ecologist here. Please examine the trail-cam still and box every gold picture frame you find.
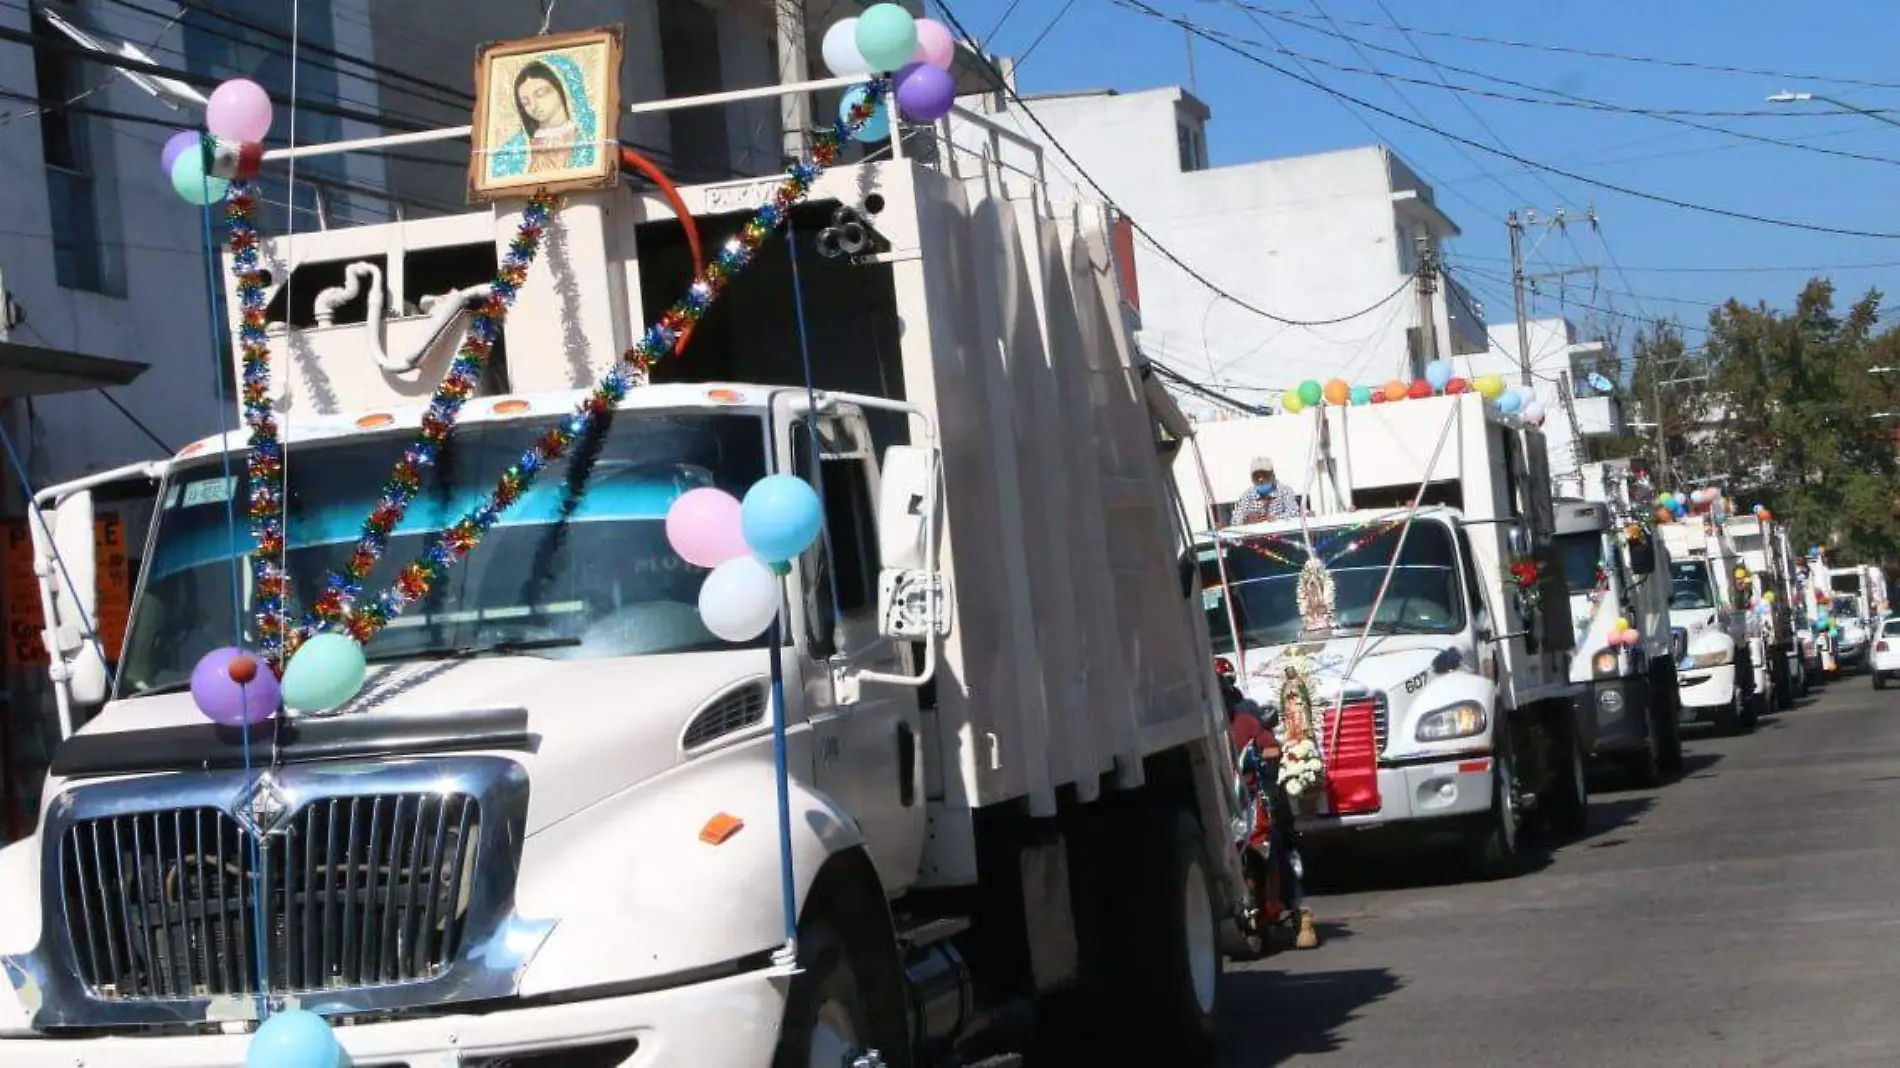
[468,26,623,202]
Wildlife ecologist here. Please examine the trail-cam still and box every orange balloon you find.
[1323,378,1350,406]
[1759,509,1773,522]
[1384,380,1409,402]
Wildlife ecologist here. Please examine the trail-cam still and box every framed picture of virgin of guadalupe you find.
[468,27,623,201]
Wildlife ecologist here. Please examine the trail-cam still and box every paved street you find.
[1220,678,1900,1067]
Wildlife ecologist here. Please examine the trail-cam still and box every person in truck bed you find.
[1231,457,1304,525]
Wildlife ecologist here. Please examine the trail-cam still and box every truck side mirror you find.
[29,489,110,712]
[873,444,948,646]
[1628,540,1656,575]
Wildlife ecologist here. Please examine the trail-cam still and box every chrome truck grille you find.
[13,755,542,1029]
[60,795,479,999]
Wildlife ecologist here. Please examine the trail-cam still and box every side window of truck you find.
[1456,530,1491,634]
[792,422,883,658]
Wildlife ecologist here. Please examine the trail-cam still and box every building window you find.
[658,0,731,182]
[1177,123,1208,172]
[35,19,105,293]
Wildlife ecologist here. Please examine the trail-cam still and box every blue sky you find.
[930,0,1900,351]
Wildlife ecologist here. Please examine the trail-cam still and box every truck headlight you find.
[1688,649,1733,669]
[1592,650,1619,677]
[1416,700,1488,741]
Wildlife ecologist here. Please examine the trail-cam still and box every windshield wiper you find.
[367,636,581,663]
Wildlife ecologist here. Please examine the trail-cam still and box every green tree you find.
[1588,321,1713,478]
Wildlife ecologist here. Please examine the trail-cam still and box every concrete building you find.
[958,84,1488,420]
[1469,315,1625,478]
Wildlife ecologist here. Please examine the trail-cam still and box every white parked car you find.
[1871,617,1900,689]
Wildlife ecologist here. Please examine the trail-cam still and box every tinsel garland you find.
[225,184,290,671]
[302,190,557,639]
[339,80,892,641]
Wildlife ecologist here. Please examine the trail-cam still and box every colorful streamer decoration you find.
[226,185,292,670]
[302,191,557,636]
[341,80,891,641]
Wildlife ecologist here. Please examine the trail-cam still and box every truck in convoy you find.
[1724,513,1808,704]
[1550,464,1682,786]
[1178,392,1589,880]
[1829,564,1887,670]
[1804,547,1841,677]
[0,77,1246,1067]
[1660,520,1761,734]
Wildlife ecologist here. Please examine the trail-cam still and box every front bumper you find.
[1677,663,1737,721]
[1298,754,1494,836]
[1578,675,1651,755]
[0,964,787,1067]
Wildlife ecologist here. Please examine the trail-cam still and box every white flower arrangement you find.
[1278,734,1325,797]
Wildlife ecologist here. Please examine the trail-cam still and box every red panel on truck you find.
[1322,699,1382,815]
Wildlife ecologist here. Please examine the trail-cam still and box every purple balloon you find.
[161,131,200,178]
[894,63,956,123]
[190,646,280,727]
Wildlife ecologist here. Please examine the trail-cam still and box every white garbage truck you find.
[1829,564,1884,670]
[1725,513,1807,704]
[0,77,1245,1067]
[1660,520,1760,733]
[1179,392,1589,880]
[1551,466,1682,786]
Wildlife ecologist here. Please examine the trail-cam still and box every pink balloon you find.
[1619,628,1641,647]
[911,18,956,70]
[666,488,748,569]
[206,78,273,143]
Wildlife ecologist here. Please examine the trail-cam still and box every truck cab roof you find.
[1199,504,1464,545]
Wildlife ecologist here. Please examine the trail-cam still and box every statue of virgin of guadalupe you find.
[1295,555,1337,639]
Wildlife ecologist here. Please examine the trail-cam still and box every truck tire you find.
[1628,706,1662,789]
[1656,670,1685,776]
[1541,719,1591,838]
[1466,748,1522,881]
[1111,807,1221,1064]
[1714,684,1754,736]
[772,866,911,1068]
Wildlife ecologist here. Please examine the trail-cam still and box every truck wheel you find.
[1112,807,1221,1064]
[1541,721,1590,837]
[1715,685,1754,735]
[1466,749,1522,881]
[772,873,911,1068]
[1628,707,1662,789]
[1657,679,1685,776]
[1875,672,1887,692]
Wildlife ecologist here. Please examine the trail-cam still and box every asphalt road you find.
[1219,675,1900,1067]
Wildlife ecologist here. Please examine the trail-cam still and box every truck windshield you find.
[117,411,768,697]
[1835,594,1861,618]
[1199,520,1465,652]
[1551,531,1607,595]
[1669,561,1716,610]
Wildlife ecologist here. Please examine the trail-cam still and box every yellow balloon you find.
[1282,392,1306,414]
[1474,374,1506,399]
[1614,617,1630,632]
[1764,591,1776,603]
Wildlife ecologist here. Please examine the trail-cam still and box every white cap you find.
[1250,456,1274,475]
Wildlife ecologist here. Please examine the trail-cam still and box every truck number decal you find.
[1403,669,1428,694]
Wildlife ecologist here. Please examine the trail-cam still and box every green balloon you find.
[1297,379,1323,407]
[280,633,368,713]
[855,3,919,72]
[170,149,230,206]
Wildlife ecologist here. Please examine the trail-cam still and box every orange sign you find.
[3,519,44,669]
[1,514,134,670]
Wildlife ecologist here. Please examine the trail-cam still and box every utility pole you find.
[1652,376,1670,488]
[1413,235,1440,381]
[1506,208,1578,387]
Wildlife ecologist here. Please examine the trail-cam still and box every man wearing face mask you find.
[1230,457,1303,525]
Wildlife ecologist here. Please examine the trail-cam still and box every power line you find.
[1455,253,1900,276]
[1229,6,1900,169]
[934,0,1425,327]
[1117,0,1900,240]
[1017,0,1080,66]
[1226,4,1900,94]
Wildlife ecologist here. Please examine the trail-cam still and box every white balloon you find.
[699,556,782,642]
[1522,400,1547,424]
[822,18,872,76]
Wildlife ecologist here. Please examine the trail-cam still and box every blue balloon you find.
[279,633,368,714]
[741,475,825,564]
[1424,360,1453,391]
[1348,385,1372,406]
[247,1008,342,1068]
[1495,389,1523,415]
[171,148,230,206]
[839,84,890,144]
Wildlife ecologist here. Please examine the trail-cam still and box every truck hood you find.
[1236,633,1471,706]
[48,650,773,836]
[1669,608,1736,653]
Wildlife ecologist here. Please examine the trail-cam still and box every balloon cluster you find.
[1279,362,1547,425]
[246,1007,345,1068]
[1751,503,1776,523]
[666,477,825,641]
[189,631,369,725]
[1609,617,1641,648]
[1653,485,1729,524]
[824,4,959,131]
[164,79,273,206]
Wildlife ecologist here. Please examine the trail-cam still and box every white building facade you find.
[960,85,1488,420]
[1469,316,1624,479]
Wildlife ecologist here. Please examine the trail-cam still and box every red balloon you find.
[1446,377,1469,394]
[1407,380,1432,399]
[1370,390,1388,404]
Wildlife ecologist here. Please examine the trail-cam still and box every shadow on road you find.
[1217,965,1401,1065]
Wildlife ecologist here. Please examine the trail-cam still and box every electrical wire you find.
[930,0,1432,327]
[1118,0,1900,240]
